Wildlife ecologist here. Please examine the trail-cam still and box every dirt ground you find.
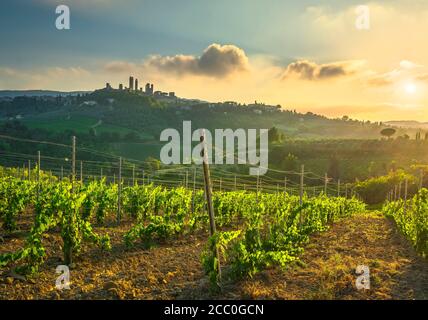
[0,211,427,300]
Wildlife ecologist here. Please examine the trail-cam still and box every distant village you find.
[104,76,178,102]
[0,75,285,121]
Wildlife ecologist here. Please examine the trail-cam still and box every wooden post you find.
[398,182,402,199]
[404,179,408,214]
[28,160,31,181]
[337,179,341,197]
[219,178,222,192]
[100,167,103,181]
[324,173,328,196]
[199,129,221,284]
[300,165,304,205]
[117,157,122,224]
[420,169,424,190]
[80,161,83,184]
[186,170,189,189]
[72,136,76,190]
[234,175,237,191]
[299,165,305,225]
[132,165,135,186]
[284,177,287,197]
[37,151,41,198]
[256,172,259,203]
[345,184,348,198]
[191,167,196,215]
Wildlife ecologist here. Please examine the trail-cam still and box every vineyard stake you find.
[80,161,83,184]
[256,172,260,203]
[324,173,328,196]
[420,169,424,190]
[71,136,76,191]
[398,181,402,199]
[300,165,304,205]
[191,167,196,215]
[337,179,341,197]
[117,157,122,224]
[404,178,408,214]
[284,176,287,197]
[28,160,31,181]
[37,151,41,198]
[234,175,237,191]
[132,165,135,186]
[199,129,221,285]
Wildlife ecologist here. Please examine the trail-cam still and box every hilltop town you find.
[104,76,177,103]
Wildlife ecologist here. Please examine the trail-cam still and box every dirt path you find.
[1,212,427,300]
[195,212,428,300]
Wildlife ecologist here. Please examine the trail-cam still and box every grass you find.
[22,115,136,135]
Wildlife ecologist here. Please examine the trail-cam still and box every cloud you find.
[0,67,19,77]
[145,43,249,78]
[365,60,427,87]
[104,61,138,74]
[366,72,397,87]
[0,66,94,91]
[281,60,362,81]
[399,60,423,70]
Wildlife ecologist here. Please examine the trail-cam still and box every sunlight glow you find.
[405,83,417,94]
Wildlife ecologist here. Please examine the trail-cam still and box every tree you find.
[380,128,396,139]
[144,157,161,171]
[281,153,298,171]
[268,127,281,143]
[327,155,340,180]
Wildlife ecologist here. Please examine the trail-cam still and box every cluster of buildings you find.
[105,76,176,100]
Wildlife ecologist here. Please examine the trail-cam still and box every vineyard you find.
[0,143,427,299]
[0,169,366,289]
[383,189,428,257]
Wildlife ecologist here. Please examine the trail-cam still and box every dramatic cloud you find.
[282,60,361,81]
[145,44,249,78]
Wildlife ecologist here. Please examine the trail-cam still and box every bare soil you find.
[0,211,427,300]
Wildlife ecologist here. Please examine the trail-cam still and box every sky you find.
[1,0,428,121]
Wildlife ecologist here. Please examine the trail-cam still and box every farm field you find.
[0,173,427,300]
[21,115,141,137]
[1,212,427,300]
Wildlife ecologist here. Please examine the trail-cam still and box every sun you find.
[405,83,416,94]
